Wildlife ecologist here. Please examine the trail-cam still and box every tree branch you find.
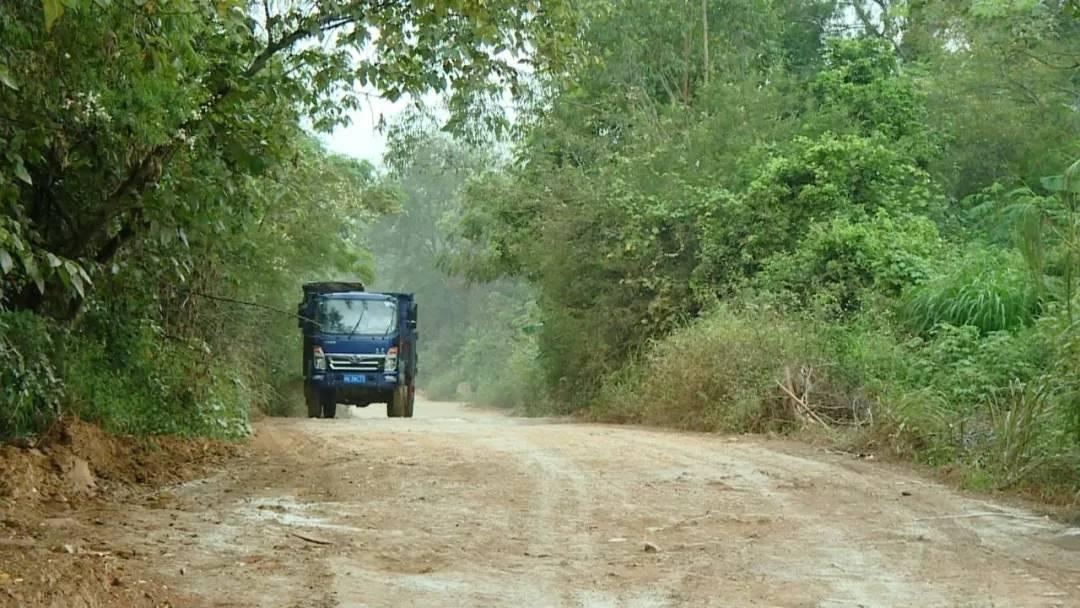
[1019,49,1080,71]
[78,3,387,262]
[263,0,274,45]
[870,0,895,39]
[850,1,883,38]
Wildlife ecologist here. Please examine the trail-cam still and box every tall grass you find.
[983,382,1061,490]
[903,250,1040,334]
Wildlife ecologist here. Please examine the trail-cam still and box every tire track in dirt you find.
[599,426,1078,607]
[470,429,673,608]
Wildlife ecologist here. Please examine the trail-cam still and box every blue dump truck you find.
[297,282,417,419]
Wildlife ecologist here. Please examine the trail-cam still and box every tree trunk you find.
[702,0,709,87]
[682,0,692,104]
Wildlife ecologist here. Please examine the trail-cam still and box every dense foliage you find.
[0,0,574,437]
[3,0,1080,501]
[441,0,1080,495]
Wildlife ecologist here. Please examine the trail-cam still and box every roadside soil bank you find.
[0,418,238,607]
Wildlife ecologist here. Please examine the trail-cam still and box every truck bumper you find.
[308,372,399,391]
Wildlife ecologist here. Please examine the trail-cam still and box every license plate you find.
[343,374,366,384]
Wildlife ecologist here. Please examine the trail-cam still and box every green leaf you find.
[43,0,65,32]
[14,161,32,185]
[520,323,544,335]
[68,270,85,298]
[23,257,44,294]
[1066,158,1080,189]
[0,64,17,91]
[0,249,12,274]
[57,264,72,291]
[1040,175,1080,194]
[76,264,93,285]
[57,261,86,298]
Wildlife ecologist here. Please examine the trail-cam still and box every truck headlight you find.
[385,347,398,372]
[313,346,327,371]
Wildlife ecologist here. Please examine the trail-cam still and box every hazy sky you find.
[320,95,408,167]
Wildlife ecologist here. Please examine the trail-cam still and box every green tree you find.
[0,0,578,436]
[1,0,577,313]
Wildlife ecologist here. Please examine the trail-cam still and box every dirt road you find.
[18,399,1080,607]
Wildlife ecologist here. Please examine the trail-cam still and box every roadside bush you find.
[475,336,547,414]
[588,301,1079,494]
[1052,326,1080,443]
[912,324,1044,409]
[417,338,546,411]
[792,316,951,462]
[402,281,550,411]
[0,312,64,440]
[63,304,250,439]
[756,211,941,316]
[0,303,251,441]
[439,326,546,412]
[590,305,826,431]
[815,314,1077,491]
[822,314,1045,448]
[263,377,306,418]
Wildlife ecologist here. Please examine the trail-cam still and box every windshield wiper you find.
[346,307,366,339]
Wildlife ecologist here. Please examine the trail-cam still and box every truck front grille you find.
[326,354,385,372]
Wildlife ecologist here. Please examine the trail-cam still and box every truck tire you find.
[320,391,337,419]
[305,391,320,418]
[387,387,407,418]
[404,385,415,418]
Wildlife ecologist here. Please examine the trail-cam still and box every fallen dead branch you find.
[289,531,334,545]
[758,364,870,431]
[776,377,828,427]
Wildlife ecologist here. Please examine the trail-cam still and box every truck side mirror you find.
[296,303,305,329]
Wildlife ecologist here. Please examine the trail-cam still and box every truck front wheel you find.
[305,388,320,418]
[404,385,415,418]
[387,386,407,418]
[320,391,337,419]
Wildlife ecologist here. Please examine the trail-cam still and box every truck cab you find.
[298,282,417,418]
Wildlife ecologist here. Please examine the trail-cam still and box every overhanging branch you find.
[80,2,390,263]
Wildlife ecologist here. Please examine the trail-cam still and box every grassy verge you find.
[1,309,252,442]
[587,305,1080,505]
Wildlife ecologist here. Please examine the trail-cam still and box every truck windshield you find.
[316,298,397,336]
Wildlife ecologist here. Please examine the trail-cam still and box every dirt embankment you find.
[0,419,238,607]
